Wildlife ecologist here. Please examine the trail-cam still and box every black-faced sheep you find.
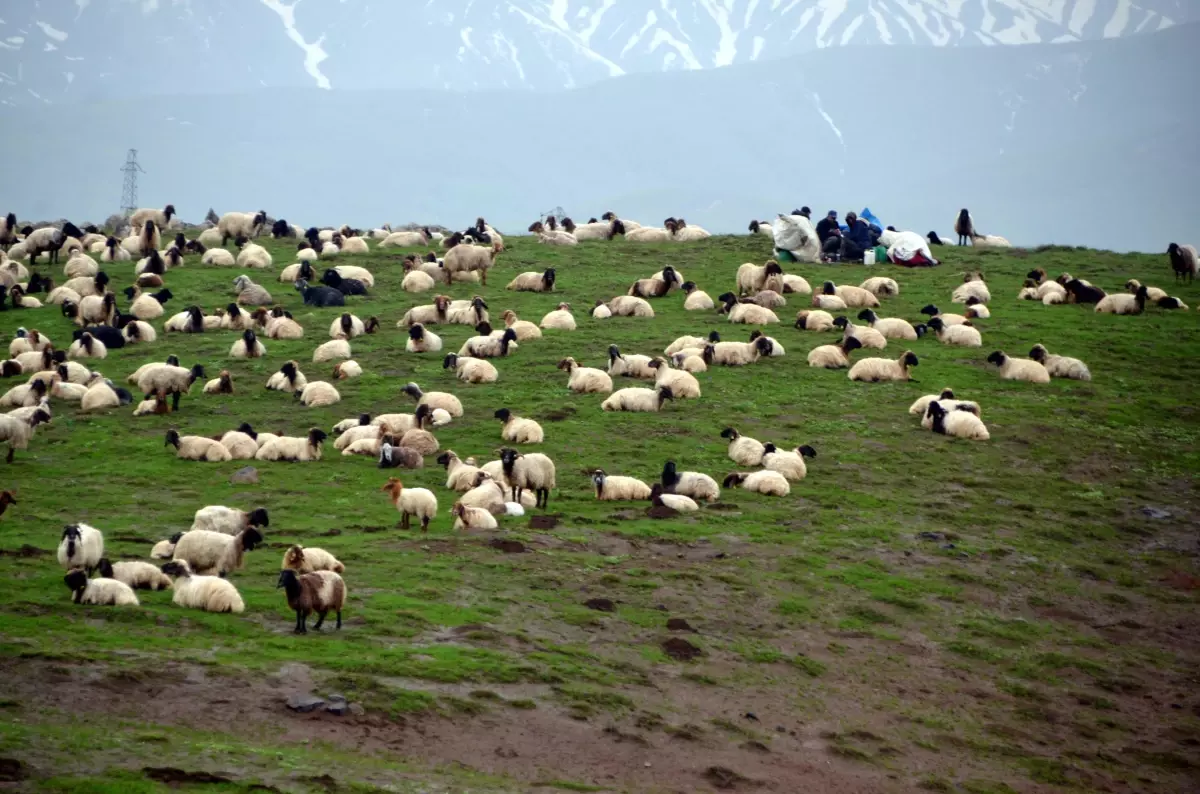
[295,278,345,307]
[161,560,245,613]
[0,407,50,462]
[600,385,674,412]
[1029,344,1091,380]
[722,470,790,496]
[97,557,172,590]
[57,523,104,571]
[986,351,1050,383]
[926,401,990,441]
[661,460,720,501]
[64,568,139,606]
[173,527,263,577]
[255,428,328,461]
[1168,243,1198,283]
[165,429,233,461]
[191,505,269,535]
[592,469,652,500]
[1094,285,1147,315]
[499,447,556,509]
[760,444,817,480]
[847,350,919,382]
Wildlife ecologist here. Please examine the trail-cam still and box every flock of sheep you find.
[0,205,1196,631]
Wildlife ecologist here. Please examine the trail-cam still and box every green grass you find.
[1,232,1198,792]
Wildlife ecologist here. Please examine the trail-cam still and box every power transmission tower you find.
[120,149,144,217]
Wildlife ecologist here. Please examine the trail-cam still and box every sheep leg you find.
[294,610,306,634]
[480,271,487,286]
[335,610,342,630]
[538,488,548,509]
[171,392,182,411]
[400,512,410,530]
[5,448,12,464]
[313,610,326,630]
[421,515,430,532]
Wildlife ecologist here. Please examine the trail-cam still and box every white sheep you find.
[660,461,720,501]
[192,505,270,535]
[650,359,701,399]
[230,330,267,359]
[952,273,991,304]
[649,484,699,512]
[859,276,900,297]
[97,558,173,590]
[57,523,104,571]
[601,386,674,412]
[217,211,267,245]
[704,337,773,367]
[201,248,236,267]
[986,351,1050,383]
[607,296,654,317]
[313,339,351,363]
[760,444,817,481]
[1029,344,1091,381]
[722,470,790,497]
[557,357,612,394]
[498,448,556,508]
[0,407,50,462]
[256,428,328,461]
[909,388,980,419]
[494,408,543,444]
[298,381,341,407]
[161,560,245,613]
[927,318,982,347]
[451,501,499,530]
[282,545,345,574]
[165,429,233,461]
[381,477,438,531]
[173,527,263,576]
[736,260,785,296]
[832,318,887,349]
[721,427,765,467]
[847,351,920,382]
[63,569,139,606]
[807,336,863,369]
[926,401,990,441]
[592,470,652,501]
[794,310,836,332]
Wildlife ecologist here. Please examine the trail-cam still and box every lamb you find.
[718,292,781,325]
[986,351,1050,383]
[760,444,817,480]
[297,381,341,407]
[266,360,307,392]
[722,470,790,497]
[847,350,919,382]
[282,544,344,574]
[926,401,990,441]
[256,428,328,461]
[217,211,268,246]
[808,335,863,369]
[952,272,991,304]
[57,523,104,571]
[191,505,269,535]
[1029,344,1091,381]
[402,382,463,417]
[164,429,233,461]
[150,533,182,559]
[138,363,205,411]
[606,295,654,318]
[736,260,784,296]
[508,268,556,293]
[452,501,499,530]
[443,241,498,285]
[499,447,556,508]
[381,477,438,531]
[442,353,499,384]
[557,357,612,394]
[400,295,452,327]
[661,460,720,501]
[649,358,701,399]
[494,408,544,444]
[607,345,656,380]
[1095,286,1147,315]
[927,317,982,347]
[1167,243,1198,283]
[703,336,773,367]
[794,310,836,332]
[460,327,518,359]
[831,317,887,349]
[601,385,674,412]
[963,298,991,319]
[313,339,351,363]
[96,558,172,590]
[592,300,613,319]
[859,277,899,297]
[160,560,245,613]
[592,469,652,501]
[648,484,699,512]
[63,568,139,606]
[129,204,176,233]
[0,408,50,462]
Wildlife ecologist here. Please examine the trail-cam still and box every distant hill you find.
[1,23,1196,252]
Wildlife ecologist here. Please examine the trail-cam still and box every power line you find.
[120,148,145,217]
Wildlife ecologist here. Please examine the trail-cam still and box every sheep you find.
[745,289,787,309]
[1029,344,1091,381]
[927,317,982,347]
[952,273,991,304]
[592,470,652,501]
[437,451,483,492]
[201,247,236,267]
[0,407,50,462]
[963,298,991,319]
[150,533,182,560]
[851,309,913,341]
[339,235,370,255]
[400,295,452,327]
[275,569,345,633]
[823,281,879,309]
[24,227,68,265]
[540,302,576,330]
[564,217,625,241]
[494,408,544,444]
[926,401,990,441]
[986,351,1050,383]
[9,329,52,357]
[859,277,899,297]
[648,484,699,512]
[909,388,980,419]
[447,296,490,327]
[1124,279,1168,303]
[217,211,268,246]
[63,568,139,606]
[228,329,266,360]
[377,440,424,469]
[665,332,717,356]
[402,264,436,294]
[380,477,438,531]
[321,268,369,297]
[737,260,784,296]
[676,281,715,312]
[972,233,1012,248]
[282,544,344,574]
[748,219,775,239]
[508,268,556,293]
[295,278,345,308]
[57,523,104,571]
[0,380,49,410]
[327,313,365,341]
[459,472,514,512]
[718,427,764,467]
[649,358,701,399]
[831,317,887,349]
[499,447,556,508]
[0,213,17,250]
[1168,243,1198,283]
[812,293,848,311]
[227,274,272,308]
[313,339,351,363]
[279,260,315,283]
[1095,286,1148,315]
[919,304,968,326]
[65,332,106,362]
[380,230,429,248]
[331,360,362,381]
[297,381,341,408]
[601,385,674,412]
[460,327,518,359]
[607,345,657,380]
[265,360,306,393]
[443,242,498,285]
[259,308,304,340]
[703,336,773,367]
[722,470,790,497]
[607,295,654,318]
[129,204,176,233]
[954,210,974,245]
[847,350,919,382]
[557,357,612,394]
[760,444,817,480]
[96,558,172,591]
[164,429,233,461]
[592,300,613,319]
[192,505,269,536]
[80,379,126,412]
[808,335,863,369]
[63,250,99,279]
[627,265,680,299]
[661,460,720,501]
[794,310,836,332]
[402,382,463,417]
[172,526,263,576]
[138,364,205,412]
[160,560,245,613]
[398,405,439,455]
[120,317,157,345]
[717,293,780,325]
[1064,279,1107,305]
[452,501,499,531]
[197,227,223,248]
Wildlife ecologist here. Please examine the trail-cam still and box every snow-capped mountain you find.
[0,0,1193,105]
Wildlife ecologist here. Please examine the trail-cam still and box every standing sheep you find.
[57,523,104,571]
[380,477,438,531]
[499,447,556,509]
[277,569,346,633]
[217,211,268,246]
[172,527,263,576]
[191,505,269,535]
[1167,243,1198,283]
[0,407,50,462]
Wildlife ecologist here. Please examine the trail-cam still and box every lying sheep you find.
[986,351,1049,383]
[1029,344,1091,381]
[64,568,139,606]
[161,560,245,613]
[847,350,919,382]
[442,353,498,384]
[592,469,652,500]
[722,470,790,497]
[97,558,172,590]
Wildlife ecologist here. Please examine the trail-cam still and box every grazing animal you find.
[380,477,438,531]
[277,569,346,633]
[57,523,104,571]
[63,568,139,606]
[96,558,172,590]
[986,351,1050,383]
[161,560,245,613]
[955,210,974,246]
[1167,243,1198,283]
[1029,344,1091,381]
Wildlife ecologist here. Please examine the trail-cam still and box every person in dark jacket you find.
[840,211,871,262]
[816,211,839,243]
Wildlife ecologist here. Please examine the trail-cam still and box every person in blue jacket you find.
[839,211,871,262]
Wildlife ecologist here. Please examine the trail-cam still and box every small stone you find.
[584,598,615,612]
[775,726,786,733]
[348,703,365,716]
[230,466,259,485]
[1141,506,1171,520]
[666,618,694,632]
[325,695,348,716]
[286,694,326,713]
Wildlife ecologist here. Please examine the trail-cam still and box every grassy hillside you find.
[1,232,1197,793]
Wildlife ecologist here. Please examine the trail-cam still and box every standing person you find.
[840,211,871,263]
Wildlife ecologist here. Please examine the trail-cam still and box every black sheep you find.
[62,221,83,240]
[321,269,368,296]
[1063,279,1106,305]
[271,219,295,238]
[294,279,345,307]
[74,325,124,350]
